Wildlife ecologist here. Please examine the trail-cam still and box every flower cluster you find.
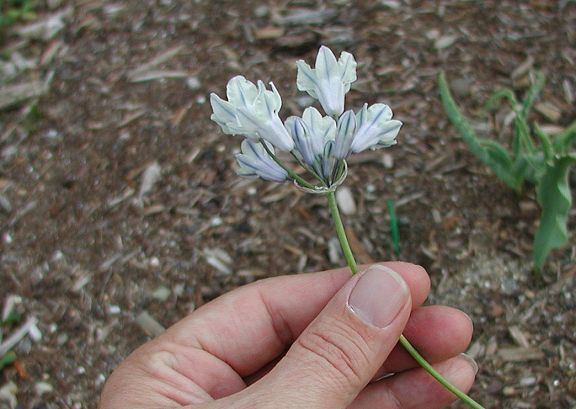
[210,46,402,190]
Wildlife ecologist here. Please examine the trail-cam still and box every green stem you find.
[326,190,484,409]
[327,191,358,274]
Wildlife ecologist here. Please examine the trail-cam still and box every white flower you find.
[210,76,295,151]
[296,46,357,117]
[235,140,288,183]
[300,107,336,156]
[350,103,403,153]
[333,110,356,159]
[285,116,315,165]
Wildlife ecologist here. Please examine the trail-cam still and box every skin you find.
[99,262,476,409]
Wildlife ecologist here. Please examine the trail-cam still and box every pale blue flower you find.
[210,76,295,151]
[296,46,357,117]
[235,140,288,183]
[333,110,356,159]
[300,107,336,156]
[350,103,403,153]
[285,116,315,165]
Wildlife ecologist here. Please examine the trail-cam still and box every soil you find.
[0,1,575,408]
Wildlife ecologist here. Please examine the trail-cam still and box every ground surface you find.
[0,1,575,408]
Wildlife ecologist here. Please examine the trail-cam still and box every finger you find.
[255,265,413,408]
[164,261,429,379]
[376,306,473,376]
[350,355,478,409]
[244,305,473,386]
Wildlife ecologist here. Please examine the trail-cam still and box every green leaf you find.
[2,310,21,326]
[533,124,554,163]
[483,88,518,112]
[0,351,16,371]
[514,115,536,156]
[438,71,522,191]
[521,72,545,118]
[554,119,576,155]
[533,156,576,269]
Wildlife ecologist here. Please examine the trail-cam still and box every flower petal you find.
[296,61,319,98]
[235,140,288,182]
[333,110,356,159]
[338,51,357,86]
[226,75,259,108]
[286,116,315,165]
[210,93,239,134]
[315,46,339,82]
[350,103,401,152]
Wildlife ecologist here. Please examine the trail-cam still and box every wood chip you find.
[345,227,374,264]
[129,70,189,83]
[508,326,530,348]
[254,27,285,40]
[135,311,165,337]
[138,162,162,199]
[511,56,534,80]
[498,347,544,362]
[0,317,38,357]
[127,45,184,81]
[274,8,338,26]
[0,81,48,111]
[535,102,562,123]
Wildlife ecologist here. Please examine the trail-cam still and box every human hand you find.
[99,263,477,409]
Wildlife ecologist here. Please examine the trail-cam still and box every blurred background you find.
[0,0,574,407]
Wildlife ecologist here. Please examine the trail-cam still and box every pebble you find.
[151,286,171,302]
[335,186,357,215]
[254,5,269,18]
[186,76,201,91]
[108,305,121,315]
[34,382,54,396]
[0,194,12,213]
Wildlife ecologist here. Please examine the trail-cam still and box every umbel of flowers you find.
[210,46,403,190]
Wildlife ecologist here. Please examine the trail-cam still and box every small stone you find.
[35,381,53,396]
[108,305,121,315]
[151,286,171,302]
[0,381,18,407]
[434,35,458,50]
[186,76,201,91]
[149,257,160,268]
[57,333,68,345]
[381,153,394,169]
[336,187,357,215]
[173,283,185,297]
[0,194,12,213]
[254,5,269,17]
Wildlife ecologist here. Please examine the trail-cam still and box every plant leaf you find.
[438,71,522,191]
[533,124,554,163]
[0,351,16,371]
[533,156,576,269]
[483,88,518,112]
[521,72,545,118]
[554,119,576,155]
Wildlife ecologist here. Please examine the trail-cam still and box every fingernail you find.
[347,265,409,328]
[459,353,479,375]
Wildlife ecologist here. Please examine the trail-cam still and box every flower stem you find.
[326,190,484,409]
[327,190,358,274]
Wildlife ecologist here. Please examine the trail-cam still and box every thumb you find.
[262,264,412,408]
